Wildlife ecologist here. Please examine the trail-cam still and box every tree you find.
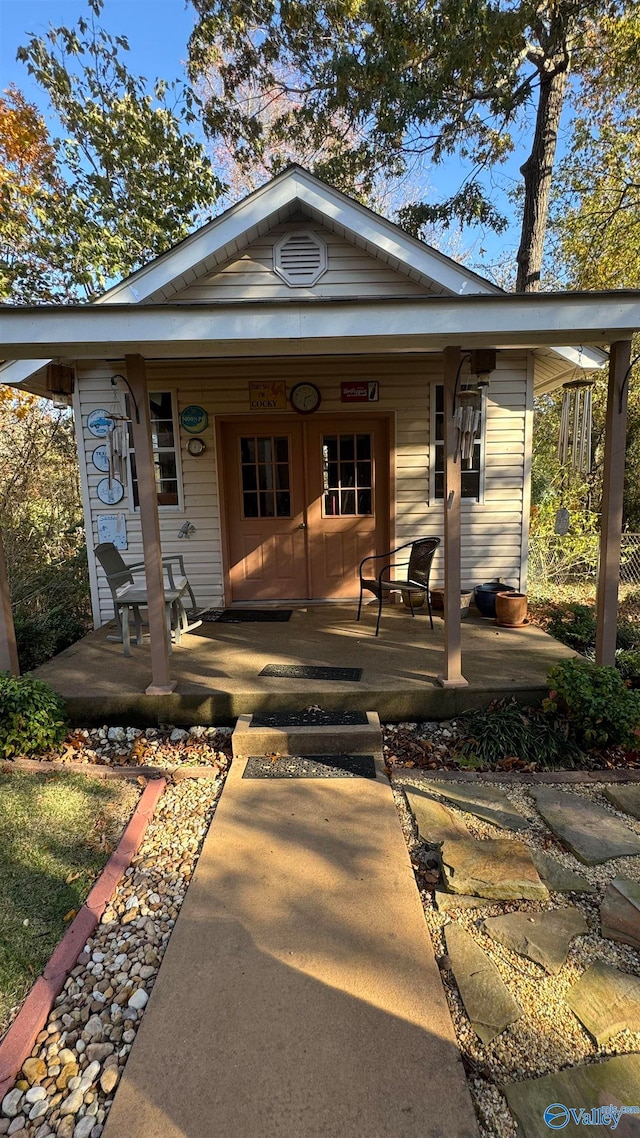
[10,0,223,301]
[187,0,632,292]
[0,85,62,302]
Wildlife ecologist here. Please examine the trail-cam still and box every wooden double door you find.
[221,415,390,602]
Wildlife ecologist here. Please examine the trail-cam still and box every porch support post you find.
[438,346,468,687]
[595,338,632,666]
[125,354,176,695]
[0,528,19,676]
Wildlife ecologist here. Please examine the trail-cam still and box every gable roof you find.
[96,165,501,305]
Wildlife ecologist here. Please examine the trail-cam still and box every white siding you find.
[76,353,529,625]
[168,220,442,302]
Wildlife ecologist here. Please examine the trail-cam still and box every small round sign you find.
[96,477,125,505]
[180,405,208,434]
[87,409,115,438]
[91,444,110,472]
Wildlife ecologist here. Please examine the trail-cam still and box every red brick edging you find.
[0,777,166,1100]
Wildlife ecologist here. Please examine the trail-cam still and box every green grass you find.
[0,772,139,1035]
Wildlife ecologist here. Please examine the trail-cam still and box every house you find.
[0,166,637,699]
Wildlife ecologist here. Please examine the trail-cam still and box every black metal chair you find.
[357,538,441,636]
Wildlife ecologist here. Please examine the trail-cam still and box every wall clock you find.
[96,477,125,505]
[290,382,321,414]
[187,437,206,456]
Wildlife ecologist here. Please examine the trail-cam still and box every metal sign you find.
[87,409,116,437]
[96,477,125,505]
[340,381,379,403]
[91,444,110,472]
[249,381,287,410]
[97,514,127,549]
[180,405,208,434]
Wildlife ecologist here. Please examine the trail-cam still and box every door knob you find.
[298,522,307,529]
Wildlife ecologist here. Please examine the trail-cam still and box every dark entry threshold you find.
[243,754,377,779]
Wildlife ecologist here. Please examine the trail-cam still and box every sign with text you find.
[249,381,287,410]
[341,381,379,403]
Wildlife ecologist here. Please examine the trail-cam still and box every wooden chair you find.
[95,542,200,656]
[357,538,441,636]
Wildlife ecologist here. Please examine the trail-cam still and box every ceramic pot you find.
[495,591,528,627]
[429,589,474,618]
[401,589,426,609]
[474,581,516,619]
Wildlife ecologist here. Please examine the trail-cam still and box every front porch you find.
[31,604,575,725]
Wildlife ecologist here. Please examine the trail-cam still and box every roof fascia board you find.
[97,167,500,306]
[0,294,638,366]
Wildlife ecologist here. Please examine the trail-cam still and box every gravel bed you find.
[392,776,640,1138]
[0,770,227,1138]
[30,726,233,771]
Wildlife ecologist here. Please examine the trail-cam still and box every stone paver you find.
[430,783,529,831]
[531,789,640,865]
[566,960,640,1044]
[481,907,587,974]
[604,784,640,821]
[435,892,487,912]
[103,755,479,1138]
[403,786,470,844]
[601,877,640,950]
[441,838,549,900]
[530,848,596,894]
[505,1054,640,1138]
[445,923,522,1044]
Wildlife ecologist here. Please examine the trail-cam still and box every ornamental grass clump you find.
[0,672,68,758]
[545,658,640,750]
[455,698,582,770]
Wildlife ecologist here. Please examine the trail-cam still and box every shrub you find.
[454,698,583,769]
[547,604,597,653]
[615,649,640,688]
[0,673,68,758]
[545,658,640,749]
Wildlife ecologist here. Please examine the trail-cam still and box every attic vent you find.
[273,230,327,287]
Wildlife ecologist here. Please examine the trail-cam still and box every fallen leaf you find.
[65,871,81,884]
[63,909,77,922]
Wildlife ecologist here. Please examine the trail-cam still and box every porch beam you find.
[438,346,468,688]
[595,339,632,666]
[125,354,176,696]
[0,529,19,676]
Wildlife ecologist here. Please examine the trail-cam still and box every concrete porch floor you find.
[32,602,576,725]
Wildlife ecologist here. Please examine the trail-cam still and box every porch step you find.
[232,710,382,757]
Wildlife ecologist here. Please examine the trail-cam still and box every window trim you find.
[429,381,486,506]
[127,387,185,513]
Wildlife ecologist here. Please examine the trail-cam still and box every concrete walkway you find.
[103,757,478,1138]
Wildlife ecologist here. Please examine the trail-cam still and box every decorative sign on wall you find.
[87,409,116,437]
[341,381,379,403]
[97,513,127,549]
[180,405,208,434]
[91,444,110,472]
[249,381,287,410]
[96,477,125,505]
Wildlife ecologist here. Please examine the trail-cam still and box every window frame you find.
[127,388,185,513]
[429,381,486,506]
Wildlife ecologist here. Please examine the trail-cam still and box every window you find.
[433,383,484,501]
[128,391,181,509]
[322,433,373,516]
[240,435,291,518]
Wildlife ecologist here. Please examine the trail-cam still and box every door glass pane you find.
[322,434,374,517]
[241,436,291,518]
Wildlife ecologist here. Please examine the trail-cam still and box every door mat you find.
[199,609,293,623]
[259,664,363,682]
[243,754,376,779]
[251,710,369,727]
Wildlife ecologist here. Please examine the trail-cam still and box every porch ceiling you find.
[1,291,639,362]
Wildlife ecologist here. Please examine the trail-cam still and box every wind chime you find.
[454,387,482,467]
[105,416,129,489]
[555,376,595,535]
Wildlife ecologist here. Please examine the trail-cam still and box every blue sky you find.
[0,0,562,280]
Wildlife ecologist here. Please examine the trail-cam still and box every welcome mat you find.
[259,664,363,682]
[243,754,376,779]
[251,710,369,727]
[199,609,293,623]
